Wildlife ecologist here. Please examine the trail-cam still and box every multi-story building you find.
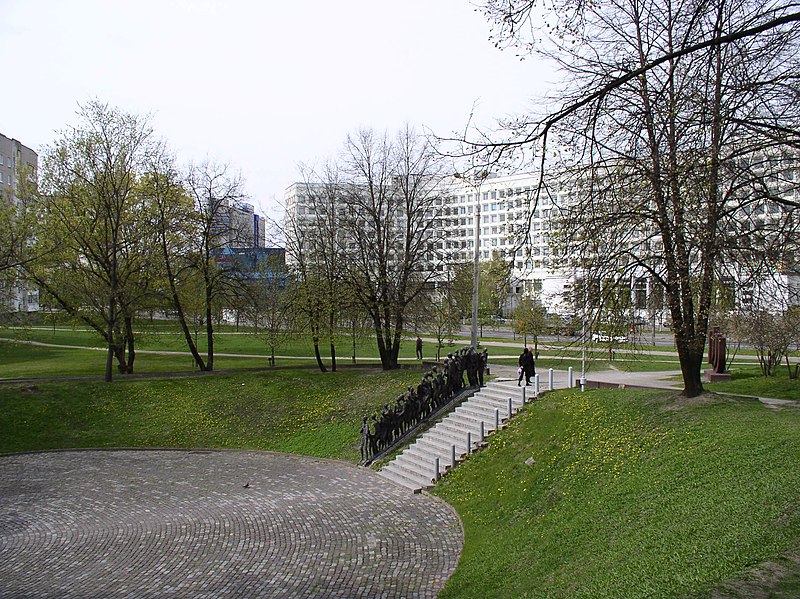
[441,172,571,313]
[212,200,266,249]
[284,173,572,315]
[0,133,39,313]
[285,155,800,324]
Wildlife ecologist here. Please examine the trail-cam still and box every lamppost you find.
[455,170,489,349]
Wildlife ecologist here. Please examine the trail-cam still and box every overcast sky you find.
[1,0,555,219]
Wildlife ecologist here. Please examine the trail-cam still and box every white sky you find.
[1,0,556,220]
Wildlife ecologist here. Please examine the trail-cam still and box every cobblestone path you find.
[0,450,462,598]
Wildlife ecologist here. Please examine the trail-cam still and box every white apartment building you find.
[439,172,571,313]
[286,158,800,323]
[285,173,573,315]
[0,132,39,313]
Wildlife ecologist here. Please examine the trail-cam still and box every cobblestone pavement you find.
[0,450,462,598]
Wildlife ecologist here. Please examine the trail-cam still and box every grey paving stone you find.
[0,450,462,598]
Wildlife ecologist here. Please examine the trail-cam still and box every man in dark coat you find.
[518,347,535,386]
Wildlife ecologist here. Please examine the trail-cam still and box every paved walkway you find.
[489,363,683,390]
[0,450,462,598]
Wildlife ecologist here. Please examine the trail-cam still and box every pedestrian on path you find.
[416,336,423,360]
[518,347,535,386]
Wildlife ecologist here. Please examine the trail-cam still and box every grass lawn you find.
[0,340,277,378]
[433,387,800,598]
[705,366,800,401]
[0,326,469,376]
[0,368,423,461]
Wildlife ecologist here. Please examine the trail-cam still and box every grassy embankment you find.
[0,366,423,459]
[434,386,800,598]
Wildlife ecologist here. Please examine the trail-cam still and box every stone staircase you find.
[376,378,538,492]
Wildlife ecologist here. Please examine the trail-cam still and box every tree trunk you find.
[161,230,207,371]
[105,299,115,383]
[205,289,214,371]
[124,314,135,374]
[675,334,704,397]
[313,334,327,373]
[329,312,337,372]
[352,320,357,363]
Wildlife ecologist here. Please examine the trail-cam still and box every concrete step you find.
[378,377,540,492]
[456,403,503,423]
[396,447,453,476]
[377,466,426,493]
[441,411,486,429]
[411,436,469,460]
[415,428,465,450]
[384,453,440,482]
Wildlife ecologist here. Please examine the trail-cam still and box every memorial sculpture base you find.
[703,369,732,383]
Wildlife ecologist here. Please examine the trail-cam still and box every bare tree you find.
[247,251,294,367]
[283,167,345,373]
[466,0,800,396]
[338,127,449,370]
[182,160,248,371]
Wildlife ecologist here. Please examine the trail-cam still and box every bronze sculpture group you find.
[361,347,488,463]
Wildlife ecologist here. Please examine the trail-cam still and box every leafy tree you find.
[425,292,459,361]
[31,101,164,380]
[479,253,511,319]
[740,308,800,377]
[448,261,475,321]
[513,297,547,357]
[141,158,210,370]
[287,162,352,372]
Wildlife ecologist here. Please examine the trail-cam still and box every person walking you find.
[416,336,423,361]
[518,347,535,386]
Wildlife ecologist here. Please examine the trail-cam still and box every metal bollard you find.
[522,386,527,404]
[508,397,513,419]
[568,366,574,388]
[479,421,485,442]
[451,444,456,468]
[495,408,500,429]
[548,368,554,391]
[535,373,540,397]
[435,457,440,481]
[467,431,472,453]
